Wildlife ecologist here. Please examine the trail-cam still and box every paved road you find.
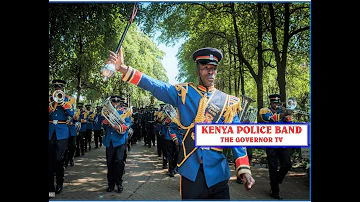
[50,141,310,201]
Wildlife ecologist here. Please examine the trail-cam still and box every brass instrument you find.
[75,122,81,132]
[164,104,177,123]
[101,96,126,134]
[49,90,65,106]
[286,97,297,110]
[239,95,255,122]
[242,107,258,123]
[285,97,310,116]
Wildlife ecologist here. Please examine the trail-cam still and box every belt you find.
[49,120,67,124]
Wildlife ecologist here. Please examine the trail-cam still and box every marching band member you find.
[48,79,74,195]
[156,104,168,169]
[169,112,185,174]
[93,106,104,148]
[259,94,293,199]
[64,97,77,167]
[159,107,175,177]
[85,104,95,151]
[106,46,255,199]
[76,103,87,156]
[102,95,131,193]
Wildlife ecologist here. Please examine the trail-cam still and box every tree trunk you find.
[256,3,265,118]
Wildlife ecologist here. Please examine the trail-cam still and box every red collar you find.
[197,84,214,92]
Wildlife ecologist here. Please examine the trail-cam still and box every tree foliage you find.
[49,3,168,107]
[49,2,310,117]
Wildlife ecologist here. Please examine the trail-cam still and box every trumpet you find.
[101,96,126,134]
[49,89,65,106]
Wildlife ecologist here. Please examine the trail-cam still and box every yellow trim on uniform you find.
[211,148,223,152]
[122,66,133,81]
[188,83,204,96]
[179,175,182,198]
[174,83,189,104]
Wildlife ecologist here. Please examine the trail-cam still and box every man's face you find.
[197,63,217,87]
[112,101,120,108]
[53,84,64,91]
[270,101,282,110]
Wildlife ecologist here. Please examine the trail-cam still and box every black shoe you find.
[270,189,282,199]
[106,186,114,192]
[55,185,63,194]
[70,159,74,166]
[270,193,282,199]
[95,146,98,148]
[116,184,123,193]
[64,161,69,168]
[158,154,161,157]
[81,152,84,156]
[169,171,175,177]
[163,165,167,169]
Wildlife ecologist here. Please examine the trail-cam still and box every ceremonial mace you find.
[101,3,138,82]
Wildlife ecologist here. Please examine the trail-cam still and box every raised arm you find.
[106,48,179,107]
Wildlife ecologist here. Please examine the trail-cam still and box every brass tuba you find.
[239,95,255,122]
[100,96,126,134]
[242,107,258,123]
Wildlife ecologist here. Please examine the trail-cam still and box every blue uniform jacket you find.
[86,111,95,130]
[121,67,251,188]
[68,118,77,137]
[102,109,132,148]
[93,113,104,131]
[78,110,88,133]
[169,122,184,144]
[120,107,132,139]
[259,107,293,123]
[49,95,74,140]
[162,117,172,141]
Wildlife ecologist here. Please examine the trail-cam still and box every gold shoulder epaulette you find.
[259,108,271,115]
[174,82,190,104]
[223,95,242,123]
